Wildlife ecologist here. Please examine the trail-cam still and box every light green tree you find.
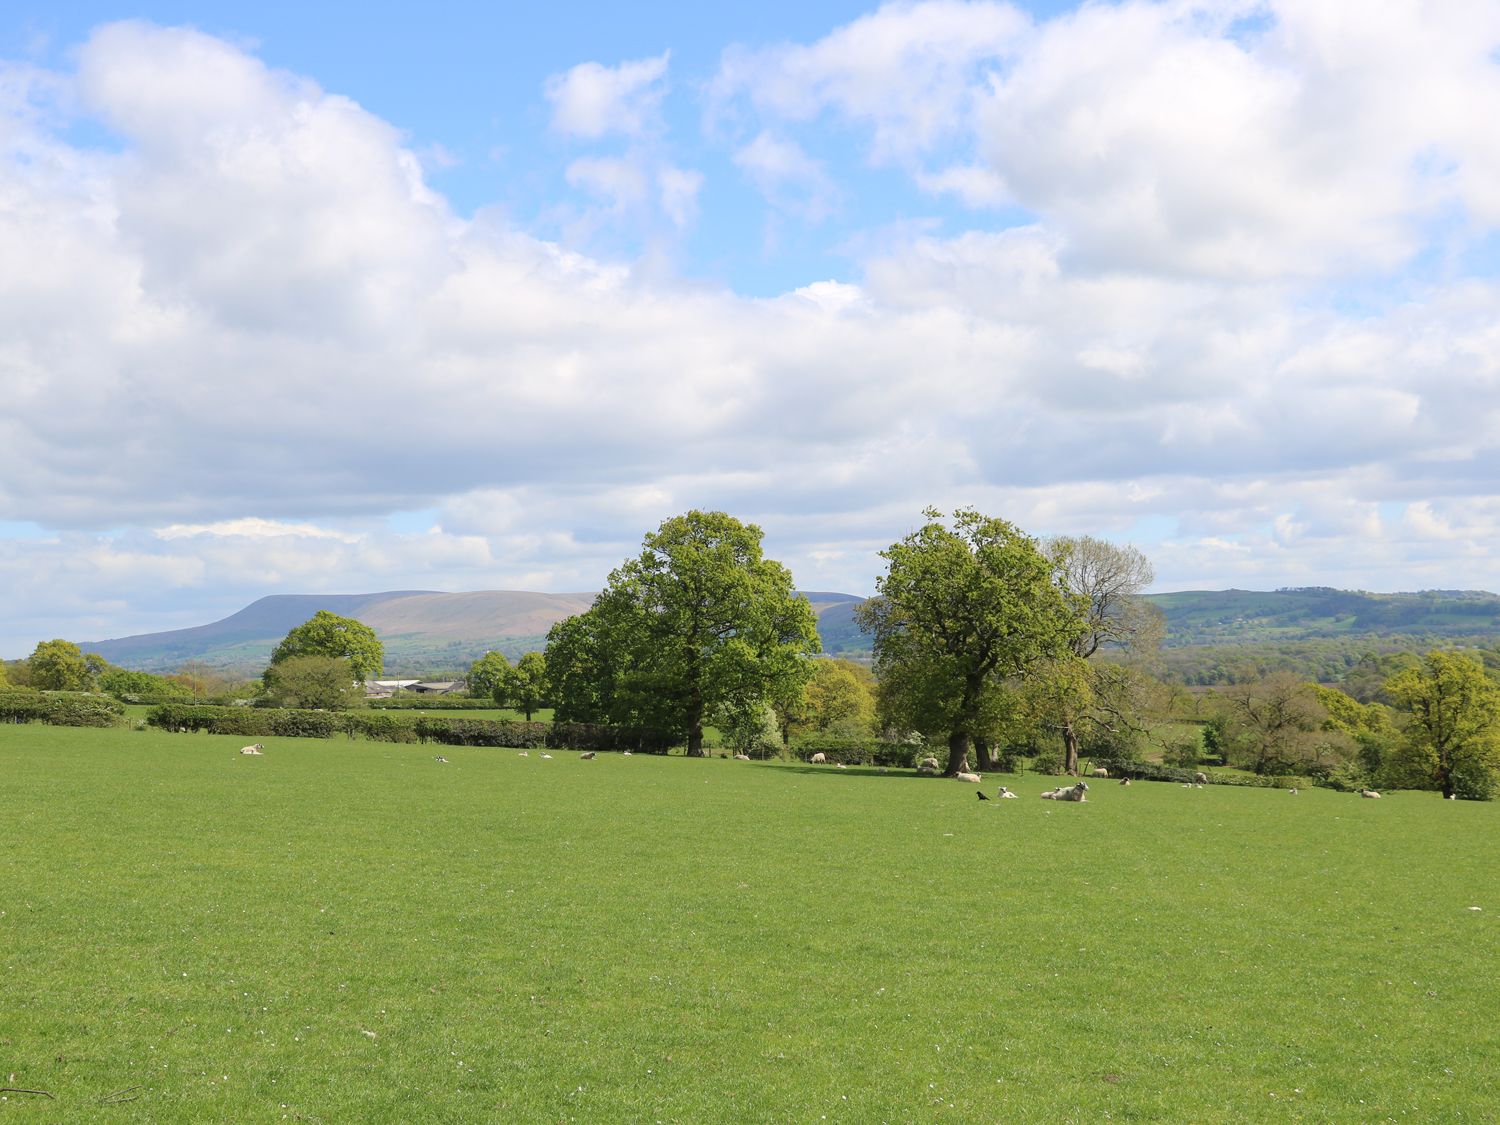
[468,651,512,700]
[788,658,877,738]
[858,508,1077,776]
[28,639,90,691]
[499,651,549,721]
[261,655,367,710]
[268,610,383,684]
[1386,651,1500,799]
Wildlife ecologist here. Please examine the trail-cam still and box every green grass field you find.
[2,725,1496,1122]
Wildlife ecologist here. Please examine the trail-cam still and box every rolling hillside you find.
[71,585,1500,677]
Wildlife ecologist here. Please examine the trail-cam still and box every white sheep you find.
[956,771,982,784]
[810,752,827,764]
[580,751,597,760]
[1119,777,1131,787]
[734,753,751,761]
[835,762,848,770]
[1194,771,1209,784]
[540,753,553,760]
[918,756,940,771]
[1041,782,1089,801]
[622,749,633,756]
[1289,787,1298,794]
[1359,789,1381,799]
[997,786,1019,798]
[1091,767,1109,778]
[433,756,448,763]
[1446,793,1457,800]
[238,743,264,756]
[518,750,529,757]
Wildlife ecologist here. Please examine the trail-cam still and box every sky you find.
[3,0,1500,656]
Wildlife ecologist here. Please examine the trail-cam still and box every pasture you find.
[1,725,1496,1122]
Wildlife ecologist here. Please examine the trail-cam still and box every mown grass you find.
[1,725,1496,1123]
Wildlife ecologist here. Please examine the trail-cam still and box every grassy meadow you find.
[1,724,1496,1122]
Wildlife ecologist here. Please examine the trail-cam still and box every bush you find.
[412,717,550,748]
[1027,747,1065,776]
[0,689,124,727]
[790,735,920,767]
[368,696,494,710]
[1161,735,1202,768]
[1450,759,1498,802]
[342,713,421,743]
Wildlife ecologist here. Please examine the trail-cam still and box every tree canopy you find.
[545,509,820,754]
[468,651,512,700]
[859,508,1078,775]
[1386,651,1500,799]
[268,610,383,683]
[28,639,91,691]
[499,651,549,721]
[261,654,367,711]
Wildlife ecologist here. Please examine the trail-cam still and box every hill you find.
[72,585,1500,678]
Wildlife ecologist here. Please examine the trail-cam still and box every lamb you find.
[238,743,264,756]
[997,786,1019,798]
[540,753,553,760]
[1119,777,1131,786]
[734,753,750,761]
[580,751,597,760]
[1289,787,1298,795]
[810,752,827,764]
[433,756,448,763]
[1091,767,1109,778]
[1359,789,1381,799]
[622,750,633,756]
[518,751,529,757]
[1446,793,1457,800]
[835,763,847,769]
[1194,772,1209,784]
[956,771,982,784]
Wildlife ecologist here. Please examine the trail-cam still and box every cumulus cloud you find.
[545,52,670,139]
[3,13,1500,653]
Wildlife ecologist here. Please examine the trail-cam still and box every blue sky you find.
[3,1,1500,654]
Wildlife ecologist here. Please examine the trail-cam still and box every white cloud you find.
[733,131,840,220]
[545,52,670,139]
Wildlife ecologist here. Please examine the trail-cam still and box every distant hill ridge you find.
[72,586,1500,675]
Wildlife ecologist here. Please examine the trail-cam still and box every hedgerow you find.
[0,689,125,727]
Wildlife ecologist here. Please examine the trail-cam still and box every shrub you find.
[0,689,124,727]
[1450,759,1498,802]
[413,717,550,748]
[1161,734,1202,768]
[368,696,495,711]
[1027,747,1065,776]
[342,713,421,743]
[790,735,919,767]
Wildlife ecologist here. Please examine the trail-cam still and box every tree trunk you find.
[945,730,970,776]
[974,736,998,772]
[1062,721,1080,776]
[686,719,706,756]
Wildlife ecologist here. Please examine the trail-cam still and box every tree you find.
[1385,651,1500,799]
[545,510,820,754]
[499,651,548,721]
[99,668,191,700]
[28,639,90,691]
[268,610,383,683]
[787,659,877,738]
[858,508,1077,776]
[1216,674,1352,775]
[261,655,366,710]
[468,651,512,700]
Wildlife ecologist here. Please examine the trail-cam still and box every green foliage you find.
[545,510,820,754]
[467,651,512,700]
[789,658,877,738]
[268,610,383,682]
[367,695,497,710]
[861,507,1077,773]
[28,639,91,691]
[1386,650,1500,799]
[789,735,922,768]
[99,667,192,701]
[498,651,549,721]
[0,689,125,727]
[1161,733,1202,768]
[722,701,785,759]
[260,655,367,711]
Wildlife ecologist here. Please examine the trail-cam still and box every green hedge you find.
[790,735,923,768]
[367,696,490,710]
[145,703,671,752]
[1094,759,1317,790]
[0,689,125,727]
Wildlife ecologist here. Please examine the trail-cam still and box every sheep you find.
[518,751,529,757]
[1041,782,1089,801]
[956,771,982,784]
[1446,793,1457,800]
[622,749,633,756]
[835,763,847,770]
[1359,789,1381,799]
[1194,771,1209,784]
[997,786,1019,798]
[810,752,827,765]
[239,743,264,755]
[1289,787,1298,794]
[1119,777,1131,786]
[1091,767,1109,779]
[918,756,940,772]
[433,756,448,763]
[734,753,750,761]
[540,753,553,760]
[580,751,597,760]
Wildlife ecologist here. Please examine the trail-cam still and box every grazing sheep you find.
[810,752,827,765]
[1194,772,1209,784]
[580,751,597,760]
[956,771,982,784]
[239,743,264,756]
[1119,777,1131,787]
[1091,767,1109,778]
[734,753,750,761]
[1359,789,1381,799]
[997,786,1019,798]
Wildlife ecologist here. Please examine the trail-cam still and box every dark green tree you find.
[499,651,549,721]
[859,508,1077,776]
[1386,651,1500,799]
[261,654,367,710]
[468,651,512,700]
[28,639,90,691]
[545,510,820,754]
[268,610,383,683]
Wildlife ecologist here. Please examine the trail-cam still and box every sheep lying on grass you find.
[734,753,750,761]
[916,756,941,775]
[238,744,264,756]
[580,751,597,760]
[1119,777,1131,786]
[956,771,982,784]
[1040,782,1089,802]
[1360,789,1382,799]
[997,786,1019,798]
